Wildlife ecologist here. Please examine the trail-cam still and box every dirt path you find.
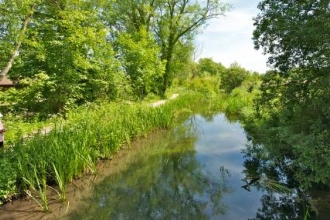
[25,94,179,138]
[150,93,179,107]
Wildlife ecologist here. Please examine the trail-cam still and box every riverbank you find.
[0,129,170,219]
[0,111,237,219]
[0,92,203,212]
[22,94,179,138]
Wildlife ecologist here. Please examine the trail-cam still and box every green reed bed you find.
[0,91,206,210]
[214,89,256,122]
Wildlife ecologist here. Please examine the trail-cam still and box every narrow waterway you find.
[66,113,264,220]
[1,113,322,219]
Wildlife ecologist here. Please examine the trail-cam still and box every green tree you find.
[220,62,249,93]
[252,0,330,188]
[0,0,38,77]
[197,58,225,77]
[117,27,165,99]
[253,0,330,72]
[1,0,121,115]
[104,0,231,95]
[155,0,230,94]
[167,40,196,84]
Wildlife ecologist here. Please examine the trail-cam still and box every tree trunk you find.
[0,5,35,78]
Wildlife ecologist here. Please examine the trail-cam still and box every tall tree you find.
[0,0,38,78]
[154,0,230,93]
[252,0,330,188]
[116,27,166,98]
[2,0,121,115]
[253,0,330,72]
[104,0,231,95]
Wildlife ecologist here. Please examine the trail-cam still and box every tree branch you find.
[0,4,36,78]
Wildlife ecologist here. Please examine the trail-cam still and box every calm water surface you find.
[2,113,328,220]
[66,114,265,219]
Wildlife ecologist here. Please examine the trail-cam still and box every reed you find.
[22,165,49,212]
[52,163,67,201]
[3,91,210,209]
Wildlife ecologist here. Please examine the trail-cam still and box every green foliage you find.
[197,58,226,76]
[142,93,163,102]
[0,111,58,146]
[218,73,261,121]
[0,0,231,116]
[249,69,330,188]
[105,0,231,94]
[0,91,207,205]
[1,0,123,115]
[0,0,37,71]
[116,27,165,99]
[0,155,17,205]
[157,0,231,93]
[1,73,52,114]
[253,0,330,72]
[251,0,330,189]
[220,62,250,94]
[187,75,220,97]
[168,41,196,85]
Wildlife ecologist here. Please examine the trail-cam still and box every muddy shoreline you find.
[0,130,167,220]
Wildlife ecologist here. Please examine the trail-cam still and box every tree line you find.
[0,0,230,116]
[248,0,330,189]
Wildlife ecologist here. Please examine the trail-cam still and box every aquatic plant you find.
[22,165,49,212]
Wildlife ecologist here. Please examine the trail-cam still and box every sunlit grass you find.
[21,165,49,212]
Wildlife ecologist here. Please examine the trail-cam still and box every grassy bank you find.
[0,91,207,210]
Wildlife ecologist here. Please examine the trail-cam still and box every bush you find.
[0,156,17,205]
[188,75,220,97]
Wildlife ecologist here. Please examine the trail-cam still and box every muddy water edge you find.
[0,129,172,219]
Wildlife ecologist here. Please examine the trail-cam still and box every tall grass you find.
[23,166,48,212]
[3,91,207,210]
[215,86,257,123]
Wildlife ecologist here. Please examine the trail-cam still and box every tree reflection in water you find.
[67,120,232,220]
[242,142,319,220]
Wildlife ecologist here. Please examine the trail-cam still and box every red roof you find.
[0,76,14,86]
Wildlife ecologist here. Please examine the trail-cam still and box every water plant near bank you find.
[0,91,207,209]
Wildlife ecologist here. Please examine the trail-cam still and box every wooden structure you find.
[0,76,15,90]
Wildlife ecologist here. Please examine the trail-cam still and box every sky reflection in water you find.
[193,114,263,219]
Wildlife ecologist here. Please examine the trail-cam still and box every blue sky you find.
[195,0,269,73]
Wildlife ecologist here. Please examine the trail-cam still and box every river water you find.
[1,113,325,219]
[66,113,264,220]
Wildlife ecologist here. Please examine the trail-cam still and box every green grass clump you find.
[0,154,17,206]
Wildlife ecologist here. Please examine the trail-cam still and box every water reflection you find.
[242,142,318,219]
[2,112,328,219]
[67,117,233,220]
[64,112,325,219]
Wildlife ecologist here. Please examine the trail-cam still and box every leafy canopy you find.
[253,0,330,72]
[252,0,330,188]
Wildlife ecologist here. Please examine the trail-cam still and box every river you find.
[0,113,326,219]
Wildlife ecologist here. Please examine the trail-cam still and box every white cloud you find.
[195,1,270,73]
